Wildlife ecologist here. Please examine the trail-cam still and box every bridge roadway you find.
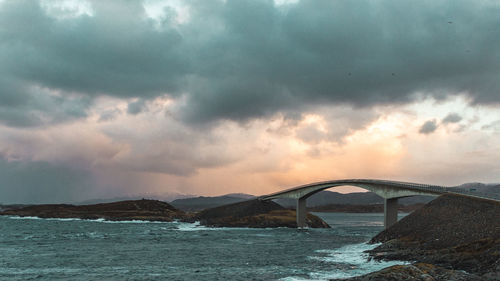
[258,179,500,229]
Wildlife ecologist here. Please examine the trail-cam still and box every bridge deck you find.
[259,179,499,229]
[260,179,500,202]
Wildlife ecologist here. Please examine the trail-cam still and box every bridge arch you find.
[259,179,450,229]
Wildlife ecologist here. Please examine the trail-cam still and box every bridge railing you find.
[261,179,500,202]
[356,179,447,193]
[339,180,499,201]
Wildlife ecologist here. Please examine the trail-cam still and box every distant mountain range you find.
[169,191,434,211]
[73,193,195,205]
[453,182,500,194]
[22,182,495,212]
[170,193,254,211]
[168,182,500,211]
[274,191,435,208]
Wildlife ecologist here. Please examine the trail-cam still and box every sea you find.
[0,213,408,281]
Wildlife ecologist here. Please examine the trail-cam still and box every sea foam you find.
[281,242,407,281]
[7,216,166,224]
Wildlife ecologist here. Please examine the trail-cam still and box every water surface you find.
[0,213,407,280]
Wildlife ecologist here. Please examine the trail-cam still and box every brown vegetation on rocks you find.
[364,194,500,280]
[331,194,500,281]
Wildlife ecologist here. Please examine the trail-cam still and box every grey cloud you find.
[0,86,90,127]
[0,157,93,204]
[127,99,146,115]
[419,119,438,134]
[481,120,500,131]
[292,106,377,144]
[442,113,462,124]
[119,146,233,176]
[296,126,326,144]
[100,116,237,176]
[98,108,121,122]
[1,0,500,127]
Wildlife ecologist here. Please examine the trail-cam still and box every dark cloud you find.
[0,85,90,127]
[442,113,463,124]
[0,157,93,204]
[1,0,500,127]
[127,99,146,115]
[419,119,438,134]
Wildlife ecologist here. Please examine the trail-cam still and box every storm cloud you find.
[1,0,500,127]
[1,0,500,203]
[0,156,93,203]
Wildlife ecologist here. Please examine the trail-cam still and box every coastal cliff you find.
[0,199,186,222]
[192,199,330,228]
[331,194,500,281]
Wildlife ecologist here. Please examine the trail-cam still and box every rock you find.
[371,194,500,248]
[192,199,330,228]
[329,263,482,281]
[368,194,500,276]
[0,199,186,222]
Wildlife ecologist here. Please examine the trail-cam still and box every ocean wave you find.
[281,242,407,281]
[6,216,167,224]
[7,216,42,220]
[89,219,166,224]
[173,221,277,231]
[174,221,234,231]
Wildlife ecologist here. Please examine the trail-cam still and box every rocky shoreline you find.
[331,194,500,281]
[0,198,330,228]
[0,199,187,222]
[4,194,497,280]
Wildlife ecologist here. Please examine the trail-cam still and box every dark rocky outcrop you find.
[0,199,186,222]
[358,194,500,280]
[371,194,500,248]
[330,263,482,281]
[191,199,330,228]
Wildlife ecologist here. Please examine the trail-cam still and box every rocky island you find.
[0,198,330,228]
[331,194,500,281]
[0,199,187,222]
[190,199,330,228]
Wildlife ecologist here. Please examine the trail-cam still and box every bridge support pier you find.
[296,197,307,228]
[384,198,398,229]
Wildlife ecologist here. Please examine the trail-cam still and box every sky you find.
[1,0,500,203]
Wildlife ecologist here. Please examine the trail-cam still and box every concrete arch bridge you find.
[258,179,500,229]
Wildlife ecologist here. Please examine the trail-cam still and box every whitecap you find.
[173,221,261,231]
[175,221,208,231]
[90,219,167,224]
[281,242,407,281]
[7,216,41,220]
[6,216,168,224]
